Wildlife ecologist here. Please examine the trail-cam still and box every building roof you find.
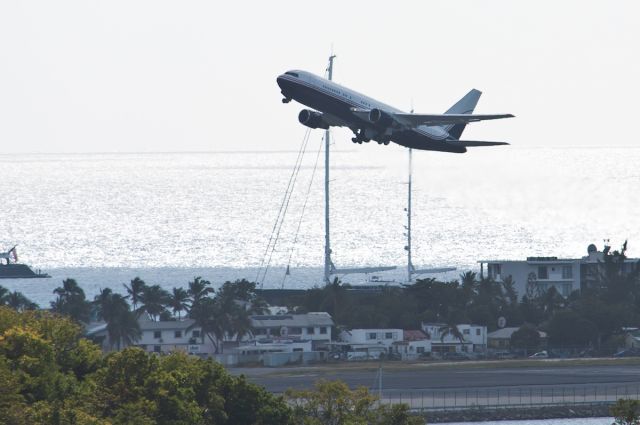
[250,312,333,328]
[488,327,547,339]
[137,318,196,331]
[403,330,428,341]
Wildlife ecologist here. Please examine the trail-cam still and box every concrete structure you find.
[478,243,639,300]
[87,317,216,356]
[421,323,487,353]
[250,312,333,349]
[487,327,548,350]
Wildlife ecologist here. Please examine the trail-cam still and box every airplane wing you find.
[392,113,514,126]
[351,108,514,127]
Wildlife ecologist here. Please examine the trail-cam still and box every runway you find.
[235,361,640,394]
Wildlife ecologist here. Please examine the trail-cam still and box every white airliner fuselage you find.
[277,70,513,153]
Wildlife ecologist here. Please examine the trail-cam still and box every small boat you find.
[0,246,50,279]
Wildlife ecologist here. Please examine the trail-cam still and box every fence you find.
[376,383,640,412]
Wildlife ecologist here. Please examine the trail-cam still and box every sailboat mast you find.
[324,54,336,284]
[407,148,413,283]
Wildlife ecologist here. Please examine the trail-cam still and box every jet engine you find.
[368,108,394,127]
[298,109,329,130]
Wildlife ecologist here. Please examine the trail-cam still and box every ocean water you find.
[0,146,638,306]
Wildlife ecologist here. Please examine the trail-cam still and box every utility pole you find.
[324,54,336,284]
[406,148,413,283]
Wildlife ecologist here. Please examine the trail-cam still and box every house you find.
[478,243,639,300]
[86,317,216,356]
[625,329,640,349]
[338,328,403,360]
[392,330,431,360]
[421,323,487,354]
[487,327,547,350]
[250,312,333,349]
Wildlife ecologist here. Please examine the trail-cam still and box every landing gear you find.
[282,97,291,104]
[351,129,370,144]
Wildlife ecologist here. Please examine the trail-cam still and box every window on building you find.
[289,327,302,335]
[385,332,393,339]
[174,330,182,338]
[461,345,468,352]
[319,327,327,334]
[562,265,573,279]
[463,329,470,335]
[476,329,481,336]
[538,266,548,280]
[307,327,315,335]
[368,332,377,340]
[153,345,161,353]
[192,330,201,338]
[153,331,161,339]
[417,346,425,354]
[562,283,572,297]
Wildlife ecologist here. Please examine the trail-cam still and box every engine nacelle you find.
[298,109,329,130]
[368,108,394,127]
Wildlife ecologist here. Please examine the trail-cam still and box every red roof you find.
[403,330,428,341]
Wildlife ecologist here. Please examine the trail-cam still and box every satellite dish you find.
[497,316,507,329]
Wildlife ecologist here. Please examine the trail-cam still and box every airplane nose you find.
[276,75,287,89]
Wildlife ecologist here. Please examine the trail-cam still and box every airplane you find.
[276,70,514,153]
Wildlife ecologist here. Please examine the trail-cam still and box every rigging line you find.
[281,134,324,289]
[260,129,312,286]
[255,128,311,282]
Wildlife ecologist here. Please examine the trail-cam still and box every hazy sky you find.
[1,1,638,153]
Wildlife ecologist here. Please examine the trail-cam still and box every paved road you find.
[234,362,640,394]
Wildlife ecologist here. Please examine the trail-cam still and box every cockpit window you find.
[285,72,299,77]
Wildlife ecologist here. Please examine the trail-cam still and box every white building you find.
[339,328,403,349]
[250,312,333,349]
[479,244,640,300]
[421,323,487,353]
[86,317,216,356]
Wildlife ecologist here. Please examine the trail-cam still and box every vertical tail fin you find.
[444,89,482,140]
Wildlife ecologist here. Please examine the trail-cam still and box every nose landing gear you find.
[282,97,291,104]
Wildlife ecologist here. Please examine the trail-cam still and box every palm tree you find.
[0,285,9,305]
[138,285,170,321]
[5,291,38,311]
[501,275,519,306]
[168,287,189,320]
[50,278,91,322]
[459,271,478,306]
[94,288,140,350]
[187,276,214,306]
[123,277,147,311]
[438,322,465,343]
[188,297,225,353]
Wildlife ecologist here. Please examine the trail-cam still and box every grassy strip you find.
[253,357,640,377]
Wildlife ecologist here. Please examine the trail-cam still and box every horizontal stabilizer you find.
[452,140,510,147]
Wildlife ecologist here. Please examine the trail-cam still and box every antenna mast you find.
[324,54,336,284]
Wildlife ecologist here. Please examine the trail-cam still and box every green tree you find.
[94,289,140,350]
[4,291,37,311]
[510,324,541,351]
[138,285,170,321]
[611,398,640,425]
[168,287,189,320]
[124,277,147,312]
[286,380,421,425]
[546,310,597,348]
[187,276,214,306]
[51,278,92,323]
